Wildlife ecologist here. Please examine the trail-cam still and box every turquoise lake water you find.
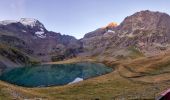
[0,62,112,87]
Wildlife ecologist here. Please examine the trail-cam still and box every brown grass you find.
[1,53,170,99]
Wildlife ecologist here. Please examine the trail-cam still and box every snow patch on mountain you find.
[22,30,27,33]
[107,30,115,33]
[68,77,83,84]
[19,18,44,28]
[0,20,18,25]
[35,31,46,38]
[0,18,45,29]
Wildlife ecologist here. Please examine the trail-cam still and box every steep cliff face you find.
[115,10,170,55]
[81,10,170,59]
[0,18,81,67]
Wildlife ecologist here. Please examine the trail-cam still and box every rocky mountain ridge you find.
[1,10,170,67]
[81,10,170,59]
[0,18,82,67]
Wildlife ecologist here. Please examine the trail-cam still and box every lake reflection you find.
[0,62,112,87]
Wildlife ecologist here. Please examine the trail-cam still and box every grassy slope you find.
[1,53,170,100]
[0,43,39,67]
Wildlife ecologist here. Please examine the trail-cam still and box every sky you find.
[0,0,170,39]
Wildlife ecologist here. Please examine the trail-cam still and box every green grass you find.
[128,46,144,59]
[0,43,39,66]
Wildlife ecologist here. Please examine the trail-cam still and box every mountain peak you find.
[103,22,118,29]
[0,18,45,29]
[117,10,170,35]
[129,10,169,20]
[19,18,44,28]
[106,22,118,28]
[19,18,38,25]
[134,10,167,15]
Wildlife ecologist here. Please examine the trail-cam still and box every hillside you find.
[81,10,170,59]
[0,10,170,99]
[1,10,170,67]
[0,18,82,67]
[0,53,170,99]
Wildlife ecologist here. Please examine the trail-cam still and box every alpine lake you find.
[0,62,113,87]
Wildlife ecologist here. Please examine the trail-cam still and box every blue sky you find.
[0,0,170,39]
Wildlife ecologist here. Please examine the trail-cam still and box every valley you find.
[1,53,170,99]
[0,10,170,99]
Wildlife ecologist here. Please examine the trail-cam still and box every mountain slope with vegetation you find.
[1,10,170,67]
[0,10,170,99]
[0,18,82,67]
[0,53,170,99]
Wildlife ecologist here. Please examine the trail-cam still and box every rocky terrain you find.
[0,10,170,99]
[81,10,170,59]
[0,18,82,67]
[1,10,170,67]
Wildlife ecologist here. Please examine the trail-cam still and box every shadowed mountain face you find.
[0,18,82,67]
[1,10,170,67]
